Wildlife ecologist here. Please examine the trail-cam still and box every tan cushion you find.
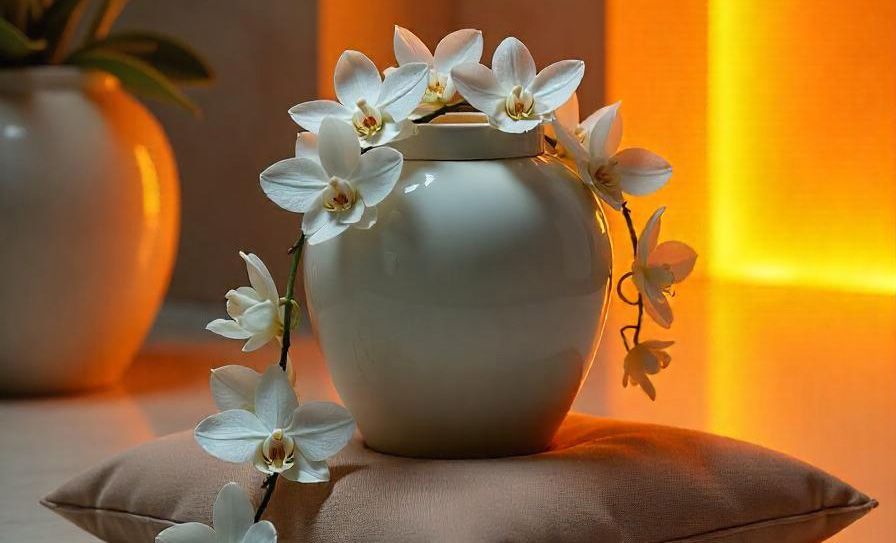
[42,414,876,542]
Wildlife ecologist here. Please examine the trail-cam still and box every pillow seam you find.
[663,500,879,543]
[40,498,181,527]
[43,497,877,542]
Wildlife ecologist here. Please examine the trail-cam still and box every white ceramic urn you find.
[304,114,611,458]
[0,68,179,394]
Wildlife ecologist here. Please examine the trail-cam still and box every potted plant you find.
[0,0,211,394]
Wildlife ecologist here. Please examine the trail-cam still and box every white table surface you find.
[1,279,893,542]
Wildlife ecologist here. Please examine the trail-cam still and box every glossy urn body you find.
[304,115,611,457]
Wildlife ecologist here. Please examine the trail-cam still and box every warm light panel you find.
[708,1,896,293]
[608,1,896,293]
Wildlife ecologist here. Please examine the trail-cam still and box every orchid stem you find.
[619,202,644,347]
[255,232,305,522]
[278,233,305,371]
[254,474,278,522]
[620,325,639,351]
[412,101,472,124]
[616,272,638,305]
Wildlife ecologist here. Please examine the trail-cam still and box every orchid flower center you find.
[591,162,621,190]
[641,351,662,374]
[505,85,535,120]
[645,264,675,294]
[351,98,383,138]
[261,428,296,474]
[323,178,357,213]
[423,71,448,103]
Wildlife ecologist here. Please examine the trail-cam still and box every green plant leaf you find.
[68,48,198,114]
[3,0,47,34]
[84,30,213,83]
[86,0,127,41]
[1,0,29,31]
[0,15,44,61]
[38,0,89,63]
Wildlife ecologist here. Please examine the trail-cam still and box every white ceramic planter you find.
[304,114,611,458]
[0,67,179,395]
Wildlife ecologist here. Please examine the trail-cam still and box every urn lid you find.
[387,112,545,161]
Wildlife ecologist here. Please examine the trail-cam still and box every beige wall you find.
[120,1,604,301]
[117,0,319,300]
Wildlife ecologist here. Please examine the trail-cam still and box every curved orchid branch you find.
[254,232,305,522]
[278,234,305,371]
[616,272,639,305]
[618,202,644,349]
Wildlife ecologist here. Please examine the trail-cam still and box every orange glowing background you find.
[605,0,708,278]
[605,4,896,541]
[608,0,896,292]
[709,1,896,293]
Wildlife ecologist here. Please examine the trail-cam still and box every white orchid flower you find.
[260,117,403,245]
[155,482,276,543]
[288,50,428,148]
[449,37,584,133]
[622,340,674,401]
[207,252,284,352]
[195,366,355,483]
[392,26,483,115]
[552,93,580,135]
[548,93,617,154]
[210,362,295,412]
[553,101,672,210]
[549,93,613,150]
[631,207,698,328]
[294,132,318,160]
[544,92,580,156]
